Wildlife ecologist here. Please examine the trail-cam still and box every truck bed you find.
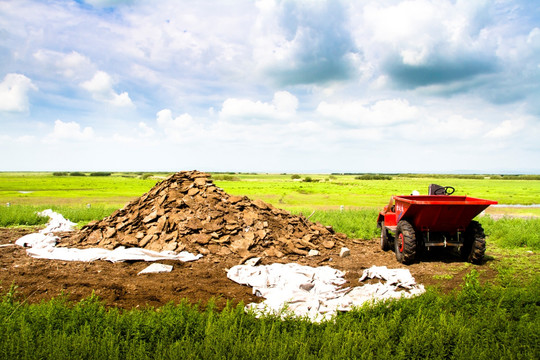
[393,195,497,232]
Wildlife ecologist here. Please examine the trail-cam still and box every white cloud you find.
[485,118,526,139]
[357,0,497,88]
[419,114,485,140]
[138,122,155,138]
[110,0,255,88]
[362,0,490,62]
[219,91,298,121]
[47,119,94,141]
[273,91,299,113]
[252,0,360,85]
[111,133,137,144]
[80,71,133,107]
[81,72,112,94]
[33,50,95,80]
[110,92,133,107]
[220,98,275,120]
[0,0,538,173]
[15,135,36,143]
[527,27,540,47]
[155,109,205,142]
[84,0,134,7]
[157,109,194,130]
[317,98,418,127]
[317,98,490,142]
[400,48,429,66]
[0,73,37,112]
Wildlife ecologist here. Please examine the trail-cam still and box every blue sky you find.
[1,0,539,173]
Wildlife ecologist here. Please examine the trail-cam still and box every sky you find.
[0,0,539,173]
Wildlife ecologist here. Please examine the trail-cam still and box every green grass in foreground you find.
[0,271,537,360]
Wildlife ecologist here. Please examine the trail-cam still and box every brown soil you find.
[0,227,499,310]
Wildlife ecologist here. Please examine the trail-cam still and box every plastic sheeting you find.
[25,245,202,263]
[227,263,425,322]
[16,209,76,249]
[15,209,202,263]
[137,263,174,275]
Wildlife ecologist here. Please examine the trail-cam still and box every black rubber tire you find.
[461,220,486,264]
[380,221,392,251]
[395,220,416,264]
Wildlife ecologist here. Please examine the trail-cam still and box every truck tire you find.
[395,220,416,264]
[380,221,393,251]
[461,220,486,264]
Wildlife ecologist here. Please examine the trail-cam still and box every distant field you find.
[0,172,539,216]
[0,172,158,207]
[217,174,540,211]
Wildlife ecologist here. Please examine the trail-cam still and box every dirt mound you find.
[61,171,347,259]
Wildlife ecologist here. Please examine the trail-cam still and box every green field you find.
[0,172,538,359]
[0,172,158,207]
[1,171,539,244]
[2,172,539,241]
[1,172,539,211]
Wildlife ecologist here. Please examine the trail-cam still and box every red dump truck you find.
[377,184,497,264]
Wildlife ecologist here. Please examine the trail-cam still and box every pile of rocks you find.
[62,171,346,259]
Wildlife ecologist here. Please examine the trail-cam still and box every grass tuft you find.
[0,205,118,227]
[480,216,540,249]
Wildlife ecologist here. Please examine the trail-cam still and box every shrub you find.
[69,172,86,177]
[211,175,241,181]
[291,174,301,180]
[89,172,112,177]
[52,172,68,176]
[354,174,392,180]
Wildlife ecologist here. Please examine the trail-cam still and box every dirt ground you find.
[0,227,499,310]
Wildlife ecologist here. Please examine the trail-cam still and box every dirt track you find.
[0,228,499,309]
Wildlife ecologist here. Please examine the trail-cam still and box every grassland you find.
[1,172,539,212]
[2,172,539,244]
[215,173,540,212]
[0,172,538,359]
[0,172,158,207]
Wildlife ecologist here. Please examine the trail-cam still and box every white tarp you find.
[25,245,203,263]
[359,265,419,289]
[15,209,202,263]
[15,209,76,249]
[137,263,174,275]
[227,263,425,322]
